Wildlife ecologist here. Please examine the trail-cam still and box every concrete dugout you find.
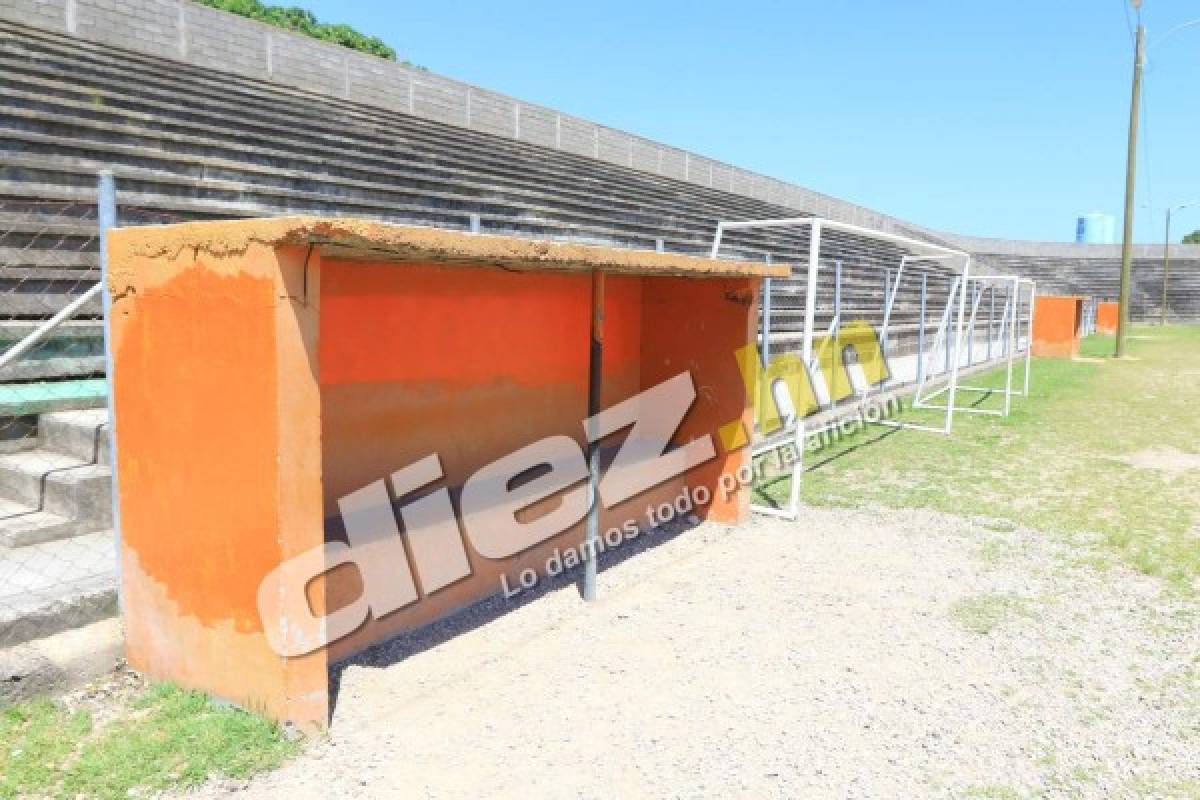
[1032,294,1084,358]
[107,217,785,728]
[1096,301,1119,335]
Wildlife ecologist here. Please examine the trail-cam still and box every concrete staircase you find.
[0,408,115,647]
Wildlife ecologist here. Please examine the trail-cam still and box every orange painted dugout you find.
[1032,294,1084,358]
[1096,301,1119,335]
[107,218,783,729]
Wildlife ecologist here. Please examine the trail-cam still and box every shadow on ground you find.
[326,512,704,720]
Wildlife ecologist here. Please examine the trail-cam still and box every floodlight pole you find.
[1116,19,1144,358]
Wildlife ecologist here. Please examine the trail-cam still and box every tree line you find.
[194,0,401,62]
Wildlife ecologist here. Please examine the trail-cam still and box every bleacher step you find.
[0,378,106,416]
[0,448,111,523]
[0,528,115,647]
[39,407,109,462]
[0,496,90,547]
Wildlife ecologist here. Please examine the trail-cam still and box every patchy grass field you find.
[0,679,299,799]
[760,324,1200,592]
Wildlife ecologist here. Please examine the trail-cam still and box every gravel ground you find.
[187,507,1199,799]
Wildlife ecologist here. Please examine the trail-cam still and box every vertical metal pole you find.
[468,214,481,234]
[833,260,843,336]
[801,224,821,365]
[1002,277,1018,416]
[783,257,802,517]
[708,222,725,259]
[965,281,982,368]
[943,277,953,375]
[882,268,890,326]
[761,255,772,369]
[831,259,842,398]
[582,270,605,602]
[1161,209,1171,326]
[1116,23,1144,358]
[987,286,995,361]
[1003,281,1013,357]
[791,224,821,519]
[880,257,906,360]
[917,274,927,388]
[944,259,970,434]
[1024,282,1037,396]
[98,171,122,611]
[655,238,665,254]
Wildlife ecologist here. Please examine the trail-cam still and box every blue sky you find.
[302,1,1198,243]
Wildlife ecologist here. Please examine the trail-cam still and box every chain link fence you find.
[0,192,115,649]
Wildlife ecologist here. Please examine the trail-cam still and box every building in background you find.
[1076,212,1116,244]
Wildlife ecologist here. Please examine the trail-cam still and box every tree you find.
[195,0,398,61]
[1184,230,1200,245]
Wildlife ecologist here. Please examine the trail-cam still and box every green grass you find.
[951,593,1039,635]
[960,786,1022,800]
[758,325,1200,592]
[0,684,300,799]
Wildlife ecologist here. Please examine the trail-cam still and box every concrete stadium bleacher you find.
[0,19,970,359]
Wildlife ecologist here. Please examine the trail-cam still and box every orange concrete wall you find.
[111,243,328,729]
[1032,295,1083,358]
[318,260,756,661]
[1096,301,1119,335]
[640,276,756,524]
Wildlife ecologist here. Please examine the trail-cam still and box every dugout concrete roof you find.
[108,217,791,279]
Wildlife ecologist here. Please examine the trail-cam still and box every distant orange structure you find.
[1032,294,1084,358]
[107,217,784,729]
[1096,301,1119,335]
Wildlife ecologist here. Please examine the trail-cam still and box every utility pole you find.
[1161,203,1195,325]
[1161,206,1172,325]
[1116,12,1144,358]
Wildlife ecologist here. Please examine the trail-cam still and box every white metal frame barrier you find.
[914,274,1024,418]
[710,217,973,519]
[1017,278,1037,397]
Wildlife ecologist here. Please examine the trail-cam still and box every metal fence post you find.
[1024,282,1037,395]
[917,274,927,386]
[987,287,995,361]
[882,268,891,330]
[98,171,123,611]
[1004,280,1013,357]
[833,260,843,335]
[944,277,953,375]
[582,270,604,602]
[943,261,971,434]
[761,254,772,368]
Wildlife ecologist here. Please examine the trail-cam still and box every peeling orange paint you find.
[115,265,281,633]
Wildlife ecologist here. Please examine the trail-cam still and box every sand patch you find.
[1117,447,1200,475]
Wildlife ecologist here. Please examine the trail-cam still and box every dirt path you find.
[189,508,1199,799]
